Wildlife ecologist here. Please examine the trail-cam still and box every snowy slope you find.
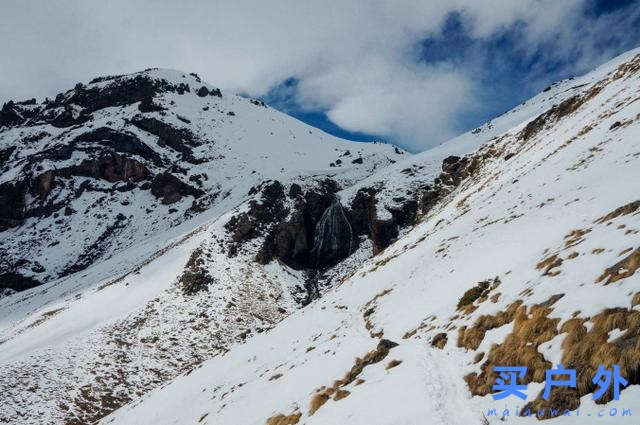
[99,49,640,425]
[0,68,403,294]
[0,69,406,424]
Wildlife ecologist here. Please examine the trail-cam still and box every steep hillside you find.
[98,49,640,425]
[0,68,402,295]
[0,69,409,424]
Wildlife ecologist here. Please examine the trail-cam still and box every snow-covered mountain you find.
[1,47,640,425]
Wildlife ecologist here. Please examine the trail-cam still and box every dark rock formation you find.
[72,127,164,166]
[0,180,28,231]
[0,101,25,127]
[252,180,338,268]
[130,115,202,163]
[66,154,150,183]
[150,172,203,204]
[0,272,41,292]
[310,197,353,267]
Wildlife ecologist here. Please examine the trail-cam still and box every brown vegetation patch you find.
[612,53,640,80]
[302,339,398,417]
[525,306,640,415]
[309,392,330,416]
[386,359,402,370]
[457,280,491,309]
[596,248,640,284]
[457,301,523,350]
[333,389,351,401]
[266,412,301,425]
[595,200,640,224]
[519,84,604,141]
[26,307,67,329]
[536,254,563,276]
[464,304,559,397]
[564,228,591,248]
[362,288,392,337]
[431,333,448,349]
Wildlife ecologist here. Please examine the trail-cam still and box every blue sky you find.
[263,0,640,151]
[1,1,639,152]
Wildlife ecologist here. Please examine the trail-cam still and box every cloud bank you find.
[1,0,639,151]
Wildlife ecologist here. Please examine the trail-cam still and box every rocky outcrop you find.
[230,151,483,275]
[0,181,28,231]
[150,172,204,204]
[65,154,150,183]
[310,197,353,267]
[0,101,25,127]
[251,180,337,268]
[0,271,41,292]
[130,116,203,164]
[72,127,164,166]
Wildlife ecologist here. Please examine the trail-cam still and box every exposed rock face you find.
[150,172,203,204]
[130,116,202,163]
[0,101,25,127]
[229,150,483,275]
[0,181,28,231]
[251,180,338,269]
[67,154,150,183]
[0,271,41,292]
[310,197,353,267]
[73,127,164,166]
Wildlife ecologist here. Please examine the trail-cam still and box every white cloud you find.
[0,0,637,151]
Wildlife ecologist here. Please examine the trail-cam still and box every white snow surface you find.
[1,48,640,425]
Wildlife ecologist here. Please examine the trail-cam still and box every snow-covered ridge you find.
[1,47,640,425]
[98,49,640,425]
[0,67,407,424]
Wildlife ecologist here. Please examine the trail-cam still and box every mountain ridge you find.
[0,48,639,424]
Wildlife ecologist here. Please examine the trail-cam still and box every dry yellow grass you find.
[308,391,330,416]
[595,200,640,224]
[597,248,640,284]
[457,301,523,350]
[522,306,640,413]
[304,339,398,417]
[386,359,402,370]
[333,389,351,401]
[431,332,448,349]
[266,413,301,425]
[536,254,563,276]
[464,304,559,396]
[564,228,591,248]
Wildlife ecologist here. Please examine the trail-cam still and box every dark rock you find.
[288,183,302,197]
[196,86,210,97]
[130,116,200,163]
[0,146,16,167]
[150,172,203,205]
[351,157,363,164]
[310,197,353,267]
[72,127,164,166]
[0,180,28,231]
[138,96,165,112]
[66,154,150,183]
[0,101,25,127]
[0,272,41,292]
